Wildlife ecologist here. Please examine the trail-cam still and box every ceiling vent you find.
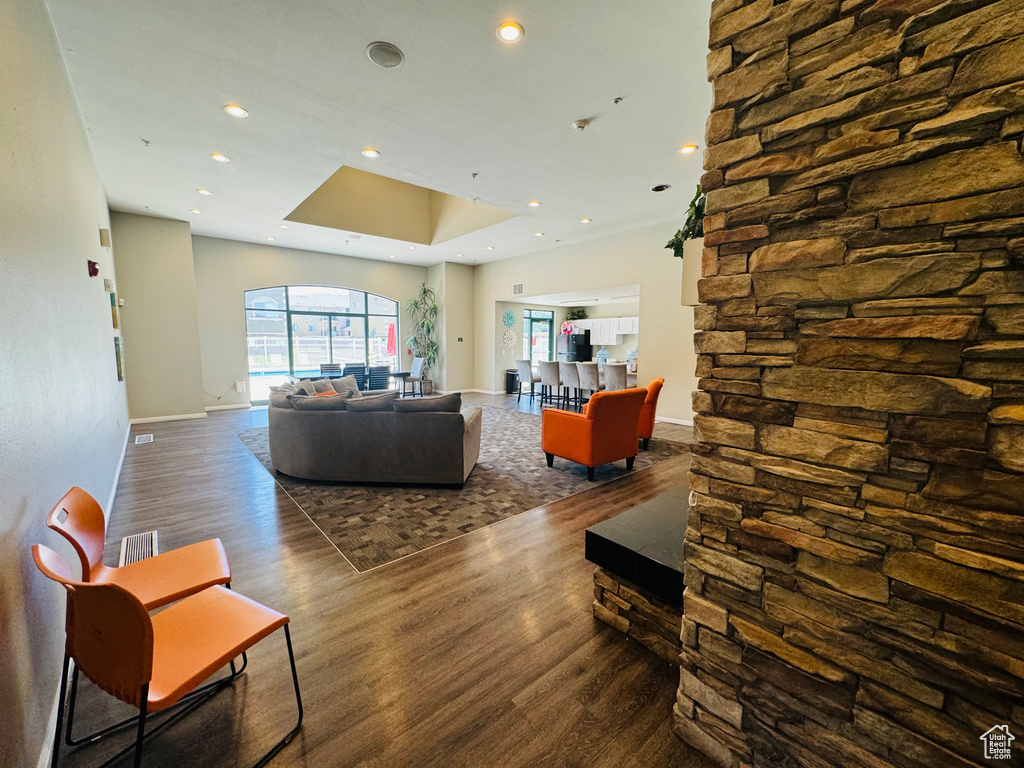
[366,42,404,69]
[512,283,524,296]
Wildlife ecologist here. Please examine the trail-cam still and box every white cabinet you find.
[572,316,638,345]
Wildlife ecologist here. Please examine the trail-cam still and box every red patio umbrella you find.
[386,322,397,358]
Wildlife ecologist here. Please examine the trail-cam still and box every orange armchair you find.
[638,377,665,450]
[542,388,647,480]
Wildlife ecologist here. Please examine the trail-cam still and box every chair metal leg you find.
[627,456,636,470]
[587,466,596,481]
[51,655,70,768]
[253,624,304,768]
[546,452,554,468]
[643,438,650,450]
[133,689,148,768]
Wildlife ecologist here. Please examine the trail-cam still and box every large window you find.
[245,285,400,403]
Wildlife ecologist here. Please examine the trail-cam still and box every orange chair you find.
[46,487,235,749]
[34,544,303,768]
[638,378,665,451]
[542,388,647,480]
[46,487,231,610]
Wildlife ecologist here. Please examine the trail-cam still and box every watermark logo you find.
[981,725,1015,760]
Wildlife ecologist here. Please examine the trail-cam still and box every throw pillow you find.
[314,389,338,397]
[331,375,363,398]
[296,379,316,396]
[313,378,335,394]
[286,391,352,410]
[392,393,462,413]
[269,382,299,408]
[344,390,399,412]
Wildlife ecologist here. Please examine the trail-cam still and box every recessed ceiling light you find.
[408,246,416,250]
[486,246,495,250]
[651,184,672,192]
[224,104,249,118]
[456,254,463,258]
[534,232,544,237]
[580,217,592,224]
[366,41,405,69]
[497,21,524,42]
[362,148,381,159]
[279,224,290,229]
[528,200,541,207]
[389,254,396,259]
[266,237,275,241]
[210,153,230,162]
[189,209,202,214]
[197,188,212,196]
[680,144,698,154]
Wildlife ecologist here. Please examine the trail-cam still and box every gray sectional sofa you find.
[267,379,482,486]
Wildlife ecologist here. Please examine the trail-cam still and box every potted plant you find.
[406,283,439,394]
[666,185,705,306]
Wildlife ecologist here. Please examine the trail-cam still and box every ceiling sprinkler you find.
[572,119,590,132]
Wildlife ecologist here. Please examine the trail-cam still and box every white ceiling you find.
[517,285,640,307]
[48,0,711,266]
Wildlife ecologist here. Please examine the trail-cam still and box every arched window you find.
[244,285,401,402]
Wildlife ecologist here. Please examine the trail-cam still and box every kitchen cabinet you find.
[573,316,638,344]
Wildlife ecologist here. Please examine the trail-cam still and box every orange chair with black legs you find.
[46,487,231,610]
[34,544,303,768]
[542,388,647,480]
[637,377,665,451]
[46,487,237,750]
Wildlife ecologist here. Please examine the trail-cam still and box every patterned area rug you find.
[235,406,688,572]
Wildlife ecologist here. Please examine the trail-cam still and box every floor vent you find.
[135,434,154,445]
[118,531,159,566]
[512,282,524,296]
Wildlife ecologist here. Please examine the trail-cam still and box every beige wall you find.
[474,221,698,423]
[492,302,567,392]
[0,1,130,764]
[191,236,428,407]
[441,262,476,391]
[111,213,206,420]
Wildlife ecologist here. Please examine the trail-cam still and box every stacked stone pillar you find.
[676,1,1024,766]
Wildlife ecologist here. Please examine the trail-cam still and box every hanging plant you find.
[564,308,587,321]
[666,185,706,258]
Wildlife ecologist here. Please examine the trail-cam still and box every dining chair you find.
[342,363,367,391]
[515,359,540,403]
[559,362,582,412]
[405,357,425,396]
[538,361,562,407]
[367,365,391,391]
[35,544,303,768]
[576,362,604,403]
[604,363,628,391]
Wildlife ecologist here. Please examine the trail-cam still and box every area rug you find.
[234,406,688,572]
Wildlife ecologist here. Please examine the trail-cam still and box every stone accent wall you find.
[593,568,682,665]
[676,2,1024,766]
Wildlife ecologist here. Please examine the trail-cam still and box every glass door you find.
[290,314,331,379]
[528,317,553,368]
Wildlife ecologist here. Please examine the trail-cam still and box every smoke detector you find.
[572,119,590,132]
[366,42,404,69]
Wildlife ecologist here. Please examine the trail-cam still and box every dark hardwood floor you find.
[57,395,710,768]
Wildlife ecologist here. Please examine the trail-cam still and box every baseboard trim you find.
[105,425,131,522]
[129,412,208,425]
[656,416,694,426]
[464,389,506,395]
[37,680,63,768]
[205,403,251,412]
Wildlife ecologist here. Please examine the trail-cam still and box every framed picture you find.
[110,292,119,330]
[114,337,125,382]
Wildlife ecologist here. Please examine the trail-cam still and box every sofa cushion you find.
[393,393,462,413]
[312,378,335,394]
[331,375,363,397]
[286,391,352,410]
[296,379,317,396]
[345,390,399,412]
[269,382,300,408]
